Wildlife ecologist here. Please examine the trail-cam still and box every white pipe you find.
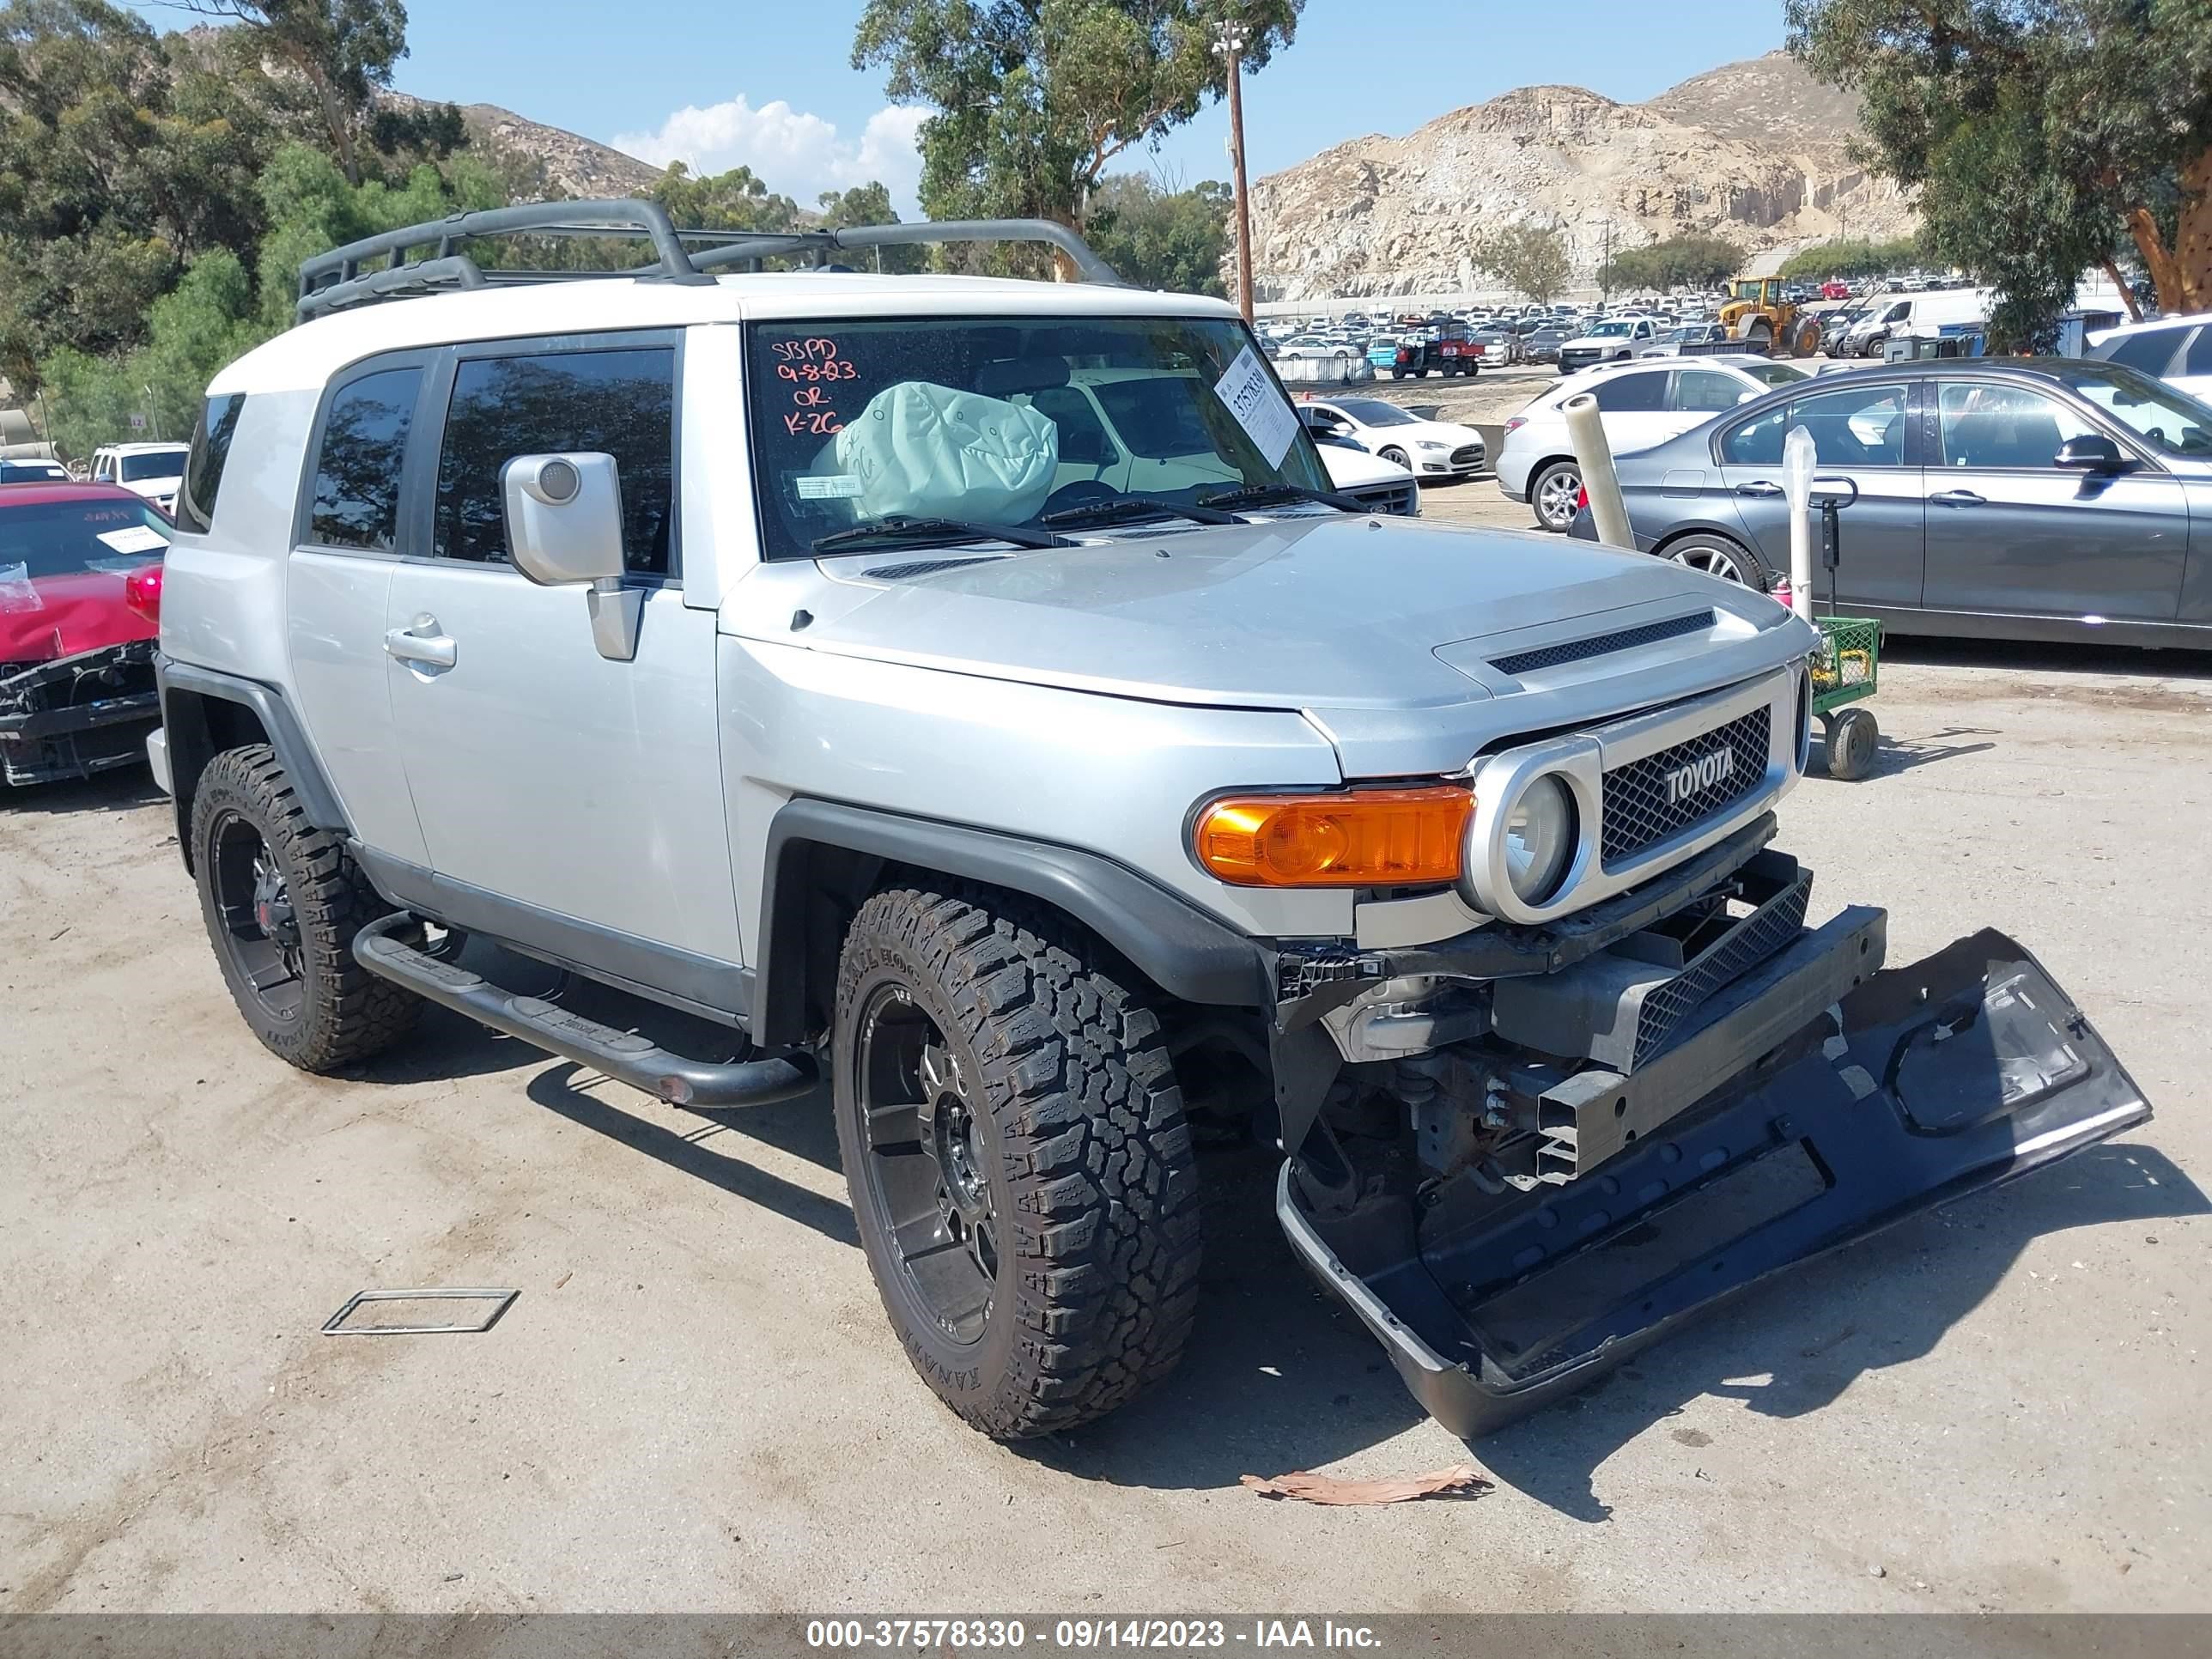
[1562,393,1632,550]
[1782,423,1817,618]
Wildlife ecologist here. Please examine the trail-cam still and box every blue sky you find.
[132,1,1790,216]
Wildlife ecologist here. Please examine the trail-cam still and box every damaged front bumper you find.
[1272,838,2150,1438]
[0,640,161,787]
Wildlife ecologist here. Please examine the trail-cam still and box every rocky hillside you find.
[1245,52,1912,301]
[382,92,663,199]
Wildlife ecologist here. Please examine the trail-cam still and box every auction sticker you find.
[1212,345,1299,468]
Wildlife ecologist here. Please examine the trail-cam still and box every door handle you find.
[1735,480,1784,498]
[385,617,457,669]
[1929,489,1986,507]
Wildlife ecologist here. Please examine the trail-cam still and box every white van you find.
[1842,289,1989,357]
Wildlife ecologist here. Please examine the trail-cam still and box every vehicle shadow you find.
[1884,635,2212,683]
[1030,1141,2203,1516]
[1469,1141,2204,1520]
[3,764,166,816]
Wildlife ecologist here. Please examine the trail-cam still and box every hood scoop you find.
[859,554,1014,582]
[1491,609,1717,678]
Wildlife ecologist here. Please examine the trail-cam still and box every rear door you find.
[1922,379,2187,623]
[1664,366,1759,444]
[1716,377,1926,608]
[1590,368,1676,457]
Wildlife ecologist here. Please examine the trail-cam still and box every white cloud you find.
[613,97,929,218]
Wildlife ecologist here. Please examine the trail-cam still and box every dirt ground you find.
[2,594,2208,1613]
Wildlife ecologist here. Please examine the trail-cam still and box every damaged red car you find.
[0,482,170,787]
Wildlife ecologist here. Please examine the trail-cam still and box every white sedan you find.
[1298,395,1486,480]
[1494,354,1809,531]
[1276,336,1358,363]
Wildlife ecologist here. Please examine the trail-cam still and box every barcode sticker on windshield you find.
[1212,345,1299,469]
[95,525,168,556]
[795,473,865,500]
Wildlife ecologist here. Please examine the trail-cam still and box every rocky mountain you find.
[1244,52,1913,301]
[383,93,664,199]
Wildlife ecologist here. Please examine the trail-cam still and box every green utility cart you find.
[1809,612,1881,780]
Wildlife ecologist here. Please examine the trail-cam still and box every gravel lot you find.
[3,575,2207,1613]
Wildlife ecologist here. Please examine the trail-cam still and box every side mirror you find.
[2053,434,2130,472]
[501,453,641,661]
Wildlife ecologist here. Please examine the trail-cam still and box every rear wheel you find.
[191,744,420,1071]
[1661,530,1770,587]
[1532,459,1583,532]
[832,886,1202,1439]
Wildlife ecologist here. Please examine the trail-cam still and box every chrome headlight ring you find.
[1460,737,1602,925]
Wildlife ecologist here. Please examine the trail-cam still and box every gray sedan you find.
[1569,358,2212,647]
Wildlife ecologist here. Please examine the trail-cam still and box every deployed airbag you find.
[823,381,1058,525]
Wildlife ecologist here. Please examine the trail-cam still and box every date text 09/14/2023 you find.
[803,1620,1383,1650]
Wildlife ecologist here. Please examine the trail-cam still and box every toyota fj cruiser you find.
[147,201,2148,1440]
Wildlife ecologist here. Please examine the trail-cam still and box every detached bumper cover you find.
[1279,927,2150,1437]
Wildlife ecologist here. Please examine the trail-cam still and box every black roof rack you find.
[295,198,1122,321]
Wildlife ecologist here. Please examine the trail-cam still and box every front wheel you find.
[191,744,421,1071]
[1531,459,1583,532]
[1662,531,1770,587]
[832,887,1202,1439]
[1379,445,1411,471]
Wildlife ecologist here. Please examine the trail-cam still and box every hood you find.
[0,569,158,665]
[742,515,1783,715]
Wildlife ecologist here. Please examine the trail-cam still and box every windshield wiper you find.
[811,515,1073,555]
[1197,482,1371,514]
[1037,495,1248,529]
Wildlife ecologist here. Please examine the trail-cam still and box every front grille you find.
[1450,443,1483,468]
[1351,481,1419,516]
[1630,873,1810,1066]
[1492,609,1713,678]
[1601,706,1770,866]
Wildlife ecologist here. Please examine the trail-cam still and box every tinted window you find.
[433,347,675,574]
[0,497,169,580]
[119,451,185,482]
[2182,327,2212,378]
[1721,381,1910,467]
[1675,370,1750,413]
[2102,325,2188,377]
[1593,371,1666,412]
[307,368,421,550]
[176,393,245,534]
[1937,383,2096,469]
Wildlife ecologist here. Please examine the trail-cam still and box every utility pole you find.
[1215,21,1255,322]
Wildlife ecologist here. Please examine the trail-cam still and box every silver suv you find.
[146,201,2147,1440]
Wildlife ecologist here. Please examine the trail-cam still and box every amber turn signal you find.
[1193,787,1473,888]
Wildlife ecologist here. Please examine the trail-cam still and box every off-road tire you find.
[191,744,420,1071]
[832,885,1202,1439]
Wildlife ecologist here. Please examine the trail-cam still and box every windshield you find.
[118,451,185,482]
[1729,281,1765,301]
[1332,398,1417,426]
[2056,363,2212,457]
[0,497,169,581]
[1588,321,1633,337]
[744,315,1331,559]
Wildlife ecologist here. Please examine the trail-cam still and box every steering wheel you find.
[1041,479,1119,515]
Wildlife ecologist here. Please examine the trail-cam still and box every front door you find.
[380,334,745,999]
[1715,377,1925,610]
[1922,380,2188,623]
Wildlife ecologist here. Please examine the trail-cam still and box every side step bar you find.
[354,913,817,1108]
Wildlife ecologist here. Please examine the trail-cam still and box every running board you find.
[354,913,817,1108]
[1279,927,2151,1438]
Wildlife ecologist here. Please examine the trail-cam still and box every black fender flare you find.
[158,659,349,864]
[753,798,1272,1048]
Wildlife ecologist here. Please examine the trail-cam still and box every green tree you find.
[1467,222,1572,304]
[1596,234,1743,295]
[177,0,409,185]
[1777,235,1922,283]
[853,0,1301,264]
[1787,0,2212,331]
[1083,173,1228,295]
[817,181,927,273]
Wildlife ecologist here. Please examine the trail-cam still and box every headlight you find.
[1503,775,1577,903]
[1415,440,1449,451]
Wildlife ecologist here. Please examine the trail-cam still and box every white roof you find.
[94,440,190,454]
[211,272,1242,397]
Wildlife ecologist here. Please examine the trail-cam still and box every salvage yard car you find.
[1566,357,2212,644]
[1297,394,1485,480]
[147,200,2148,1442]
[0,480,168,787]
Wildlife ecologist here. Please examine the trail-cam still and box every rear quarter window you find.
[175,394,246,534]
